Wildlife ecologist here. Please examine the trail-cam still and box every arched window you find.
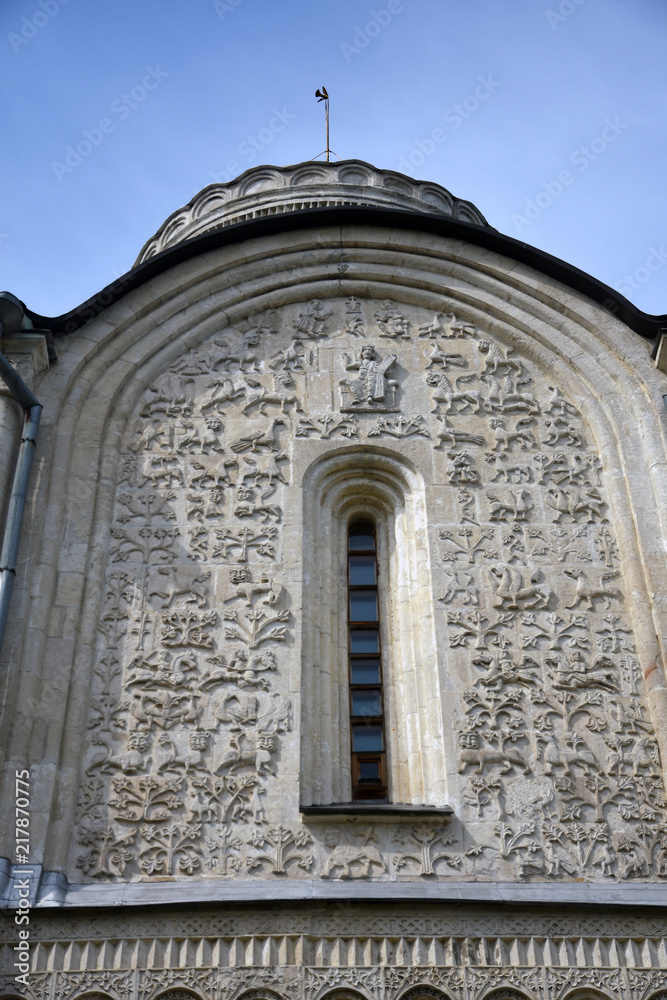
[561,990,615,1000]
[300,446,447,807]
[235,990,287,1000]
[152,990,205,1000]
[398,986,453,1000]
[347,518,387,800]
[480,990,532,1000]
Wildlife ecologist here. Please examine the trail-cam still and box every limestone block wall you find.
[60,288,667,885]
[1,225,667,895]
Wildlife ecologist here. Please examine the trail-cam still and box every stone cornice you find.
[2,862,667,911]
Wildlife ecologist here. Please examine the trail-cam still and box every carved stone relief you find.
[428,328,666,880]
[4,900,667,1000]
[68,295,667,885]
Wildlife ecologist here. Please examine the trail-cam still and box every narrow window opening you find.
[348,520,387,800]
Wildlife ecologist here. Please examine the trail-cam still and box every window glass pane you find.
[353,725,383,751]
[351,690,382,716]
[348,523,375,550]
[350,630,379,653]
[359,760,381,782]
[349,555,376,585]
[350,658,381,684]
[349,592,378,621]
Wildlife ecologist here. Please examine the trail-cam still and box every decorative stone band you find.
[133,160,489,264]
[0,966,666,1000]
[2,905,667,1000]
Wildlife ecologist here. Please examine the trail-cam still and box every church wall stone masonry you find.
[1,161,667,1000]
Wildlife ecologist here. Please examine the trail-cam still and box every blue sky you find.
[1,0,666,317]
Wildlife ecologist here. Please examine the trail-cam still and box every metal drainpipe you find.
[0,314,43,660]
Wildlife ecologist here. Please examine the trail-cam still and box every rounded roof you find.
[134,159,490,264]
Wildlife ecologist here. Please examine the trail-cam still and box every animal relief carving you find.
[486,489,533,522]
[320,827,386,878]
[489,565,550,610]
[458,731,531,775]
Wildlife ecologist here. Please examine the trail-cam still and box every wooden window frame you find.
[347,519,388,801]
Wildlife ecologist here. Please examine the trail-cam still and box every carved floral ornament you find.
[62,290,667,885]
[3,907,667,997]
[0,975,646,1000]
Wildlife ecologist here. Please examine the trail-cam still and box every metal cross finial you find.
[313,86,339,162]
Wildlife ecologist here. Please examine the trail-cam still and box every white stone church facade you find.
[1,161,667,1000]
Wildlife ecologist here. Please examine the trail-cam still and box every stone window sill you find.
[300,802,453,822]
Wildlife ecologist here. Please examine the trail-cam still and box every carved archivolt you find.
[561,989,615,1000]
[318,991,370,1000]
[153,992,206,1000]
[480,991,531,1000]
[2,227,667,898]
[398,988,452,1000]
[234,992,286,1000]
[59,290,667,884]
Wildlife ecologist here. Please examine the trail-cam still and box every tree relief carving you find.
[68,298,667,884]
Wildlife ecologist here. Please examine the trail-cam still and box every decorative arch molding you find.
[397,986,452,1000]
[66,994,116,1000]
[318,989,370,1000]
[301,445,442,805]
[479,990,533,1000]
[560,989,614,1000]
[233,990,285,1000]
[0,225,665,873]
[151,989,206,1000]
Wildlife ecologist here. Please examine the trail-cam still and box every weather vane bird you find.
[313,86,339,162]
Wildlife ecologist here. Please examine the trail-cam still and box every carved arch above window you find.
[398,986,452,1000]
[319,990,370,1000]
[151,990,206,1000]
[561,989,615,1000]
[235,990,286,1000]
[300,445,446,807]
[74,995,116,1000]
[479,990,533,1000]
[71,994,116,1000]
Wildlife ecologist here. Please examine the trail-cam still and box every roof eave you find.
[20,205,666,343]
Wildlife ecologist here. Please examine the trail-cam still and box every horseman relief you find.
[73,292,667,889]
